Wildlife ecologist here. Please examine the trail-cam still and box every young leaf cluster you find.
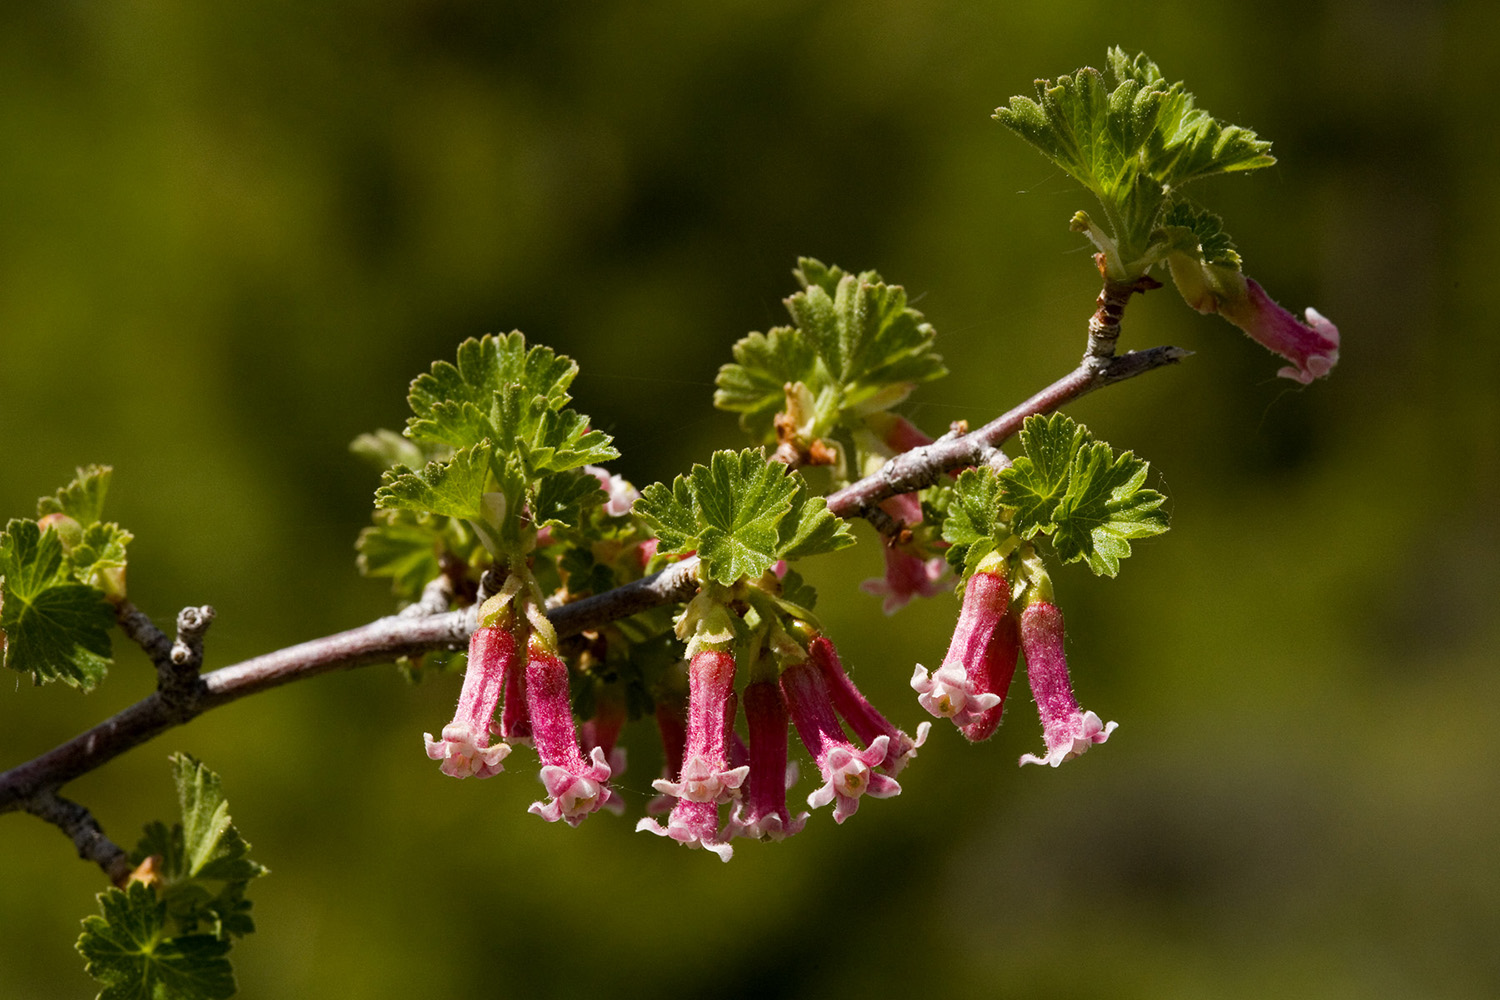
[996,413,1168,577]
[371,332,618,555]
[77,755,266,1000]
[0,466,130,690]
[634,449,854,586]
[714,259,945,464]
[994,47,1273,275]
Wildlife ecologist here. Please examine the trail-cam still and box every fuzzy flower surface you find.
[727,678,808,841]
[1017,601,1117,767]
[1167,254,1339,385]
[809,636,928,775]
[911,569,1012,729]
[423,625,515,779]
[525,648,613,825]
[782,660,900,824]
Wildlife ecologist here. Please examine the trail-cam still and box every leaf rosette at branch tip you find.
[714,259,945,475]
[634,448,855,587]
[1,466,132,690]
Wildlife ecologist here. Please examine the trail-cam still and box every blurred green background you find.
[3,1,1496,997]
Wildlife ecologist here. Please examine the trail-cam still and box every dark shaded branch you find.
[20,791,132,884]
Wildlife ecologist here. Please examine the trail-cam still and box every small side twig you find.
[115,601,173,668]
[21,791,131,885]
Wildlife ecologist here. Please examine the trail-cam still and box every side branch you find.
[827,345,1187,520]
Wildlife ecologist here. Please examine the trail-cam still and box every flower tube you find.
[1017,601,1117,767]
[781,660,900,824]
[525,645,613,825]
[422,624,515,779]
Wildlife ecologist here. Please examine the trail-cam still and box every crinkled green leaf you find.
[996,413,1088,539]
[637,451,849,585]
[1052,440,1169,577]
[775,480,854,563]
[532,469,606,530]
[0,519,114,689]
[634,477,700,555]
[1157,201,1242,269]
[38,464,112,527]
[355,517,444,603]
[521,406,619,475]
[942,468,1007,577]
[128,755,266,949]
[690,451,798,584]
[713,259,944,443]
[78,882,236,1000]
[777,567,819,617]
[995,48,1274,255]
[374,442,496,521]
[406,332,576,448]
[72,522,133,596]
[714,326,819,439]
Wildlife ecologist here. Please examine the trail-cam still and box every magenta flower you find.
[911,569,1013,730]
[781,660,900,824]
[727,678,808,841]
[650,650,749,804]
[1017,601,1117,767]
[808,636,928,775]
[423,625,515,779]
[524,647,613,825]
[638,650,746,860]
[1167,255,1339,384]
[860,481,951,616]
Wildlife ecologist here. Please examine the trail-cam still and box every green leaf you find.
[775,479,854,563]
[355,516,444,603]
[406,332,576,449]
[1157,201,1242,269]
[0,519,114,689]
[714,326,819,440]
[532,469,606,529]
[942,468,1007,577]
[636,451,851,585]
[38,464,113,527]
[995,48,1274,257]
[634,477,700,555]
[690,451,798,585]
[71,522,133,597]
[374,442,496,521]
[713,259,944,443]
[996,413,1088,539]
[521,407,619,475]
[1052,440,1169,577]
[78,883,236,1000]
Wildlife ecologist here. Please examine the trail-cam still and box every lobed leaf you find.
[0,519,114,689]
[77,883,236,1000]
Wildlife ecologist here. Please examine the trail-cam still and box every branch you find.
[1,289,1186,866]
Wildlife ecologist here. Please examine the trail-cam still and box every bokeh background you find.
[3,1,1496,997]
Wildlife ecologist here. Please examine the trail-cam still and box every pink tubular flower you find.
[650,650,749,804]
[727,678,808,841]
[911,569,1012,730]
[808,636,928,775]
[525,648,613,825]
[1167,254,1339,384]
[423,625,515,779]
[637,650,745,860]
[860,481,951,616]
[1017,601,1117,767]
[781,660,900,824]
